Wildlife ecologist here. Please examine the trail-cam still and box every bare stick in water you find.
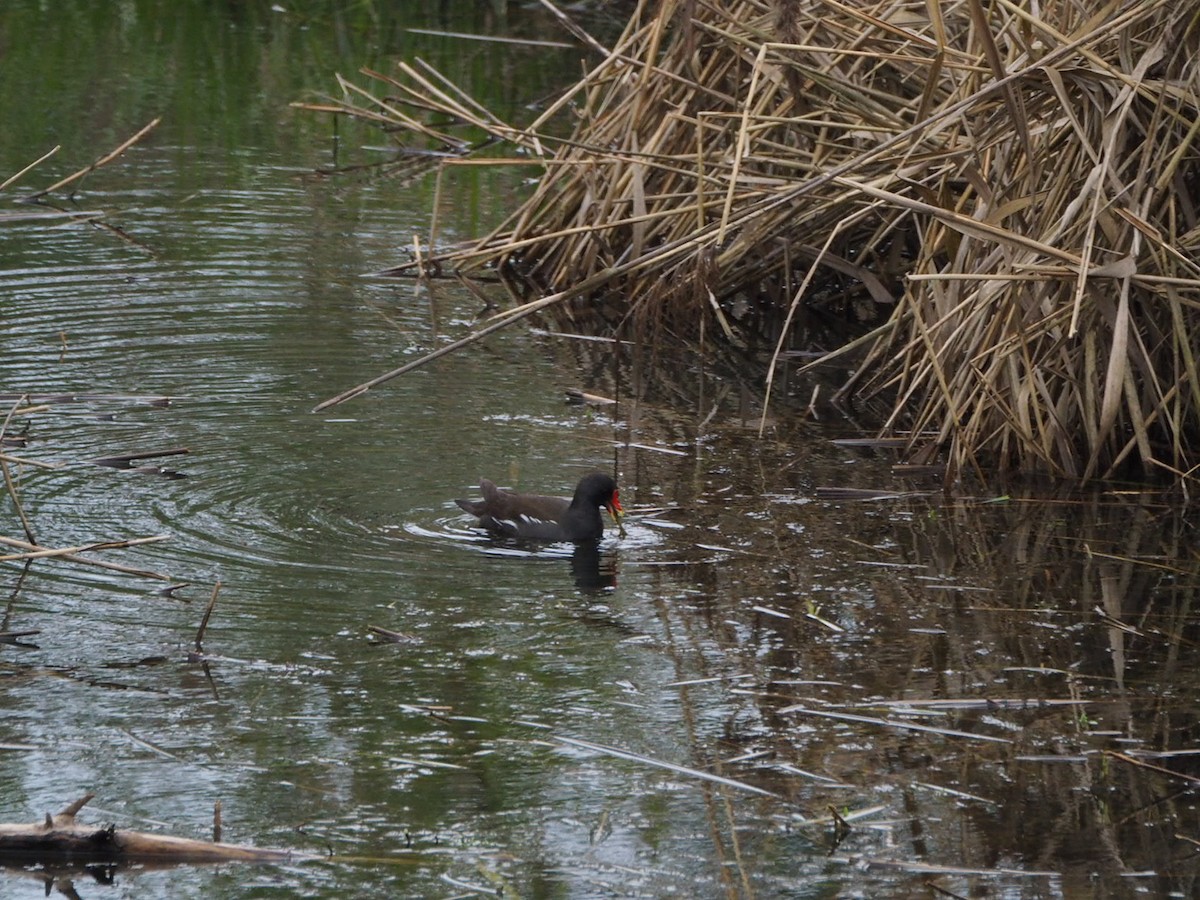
[91,447,190,468]
[1,145,60,192]
[0,793,298,862]
[0,398,37,545]
[194,581,223,653]
[0,534,173,580]
[21,118,162,201]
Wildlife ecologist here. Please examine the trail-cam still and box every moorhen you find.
[456,473,623,542]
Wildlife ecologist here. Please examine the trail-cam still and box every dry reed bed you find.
[304,0,1200,485]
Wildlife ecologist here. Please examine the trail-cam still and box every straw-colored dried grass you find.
[303,0,1200,486]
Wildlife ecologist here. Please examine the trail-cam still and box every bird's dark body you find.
[456,473,621,542]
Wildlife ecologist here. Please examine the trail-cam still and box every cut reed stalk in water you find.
[0,534,173,580]
[554,734,779,797]
[306,0,1200,484]
[0,398,37,544]
[20,118,161,202]
[1,146,59,192]
[91,447,190,469]
[780,706,1012,744]
[0,534,171,564]
[193,581,222,654]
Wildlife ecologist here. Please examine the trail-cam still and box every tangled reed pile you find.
[306,0,1200,485]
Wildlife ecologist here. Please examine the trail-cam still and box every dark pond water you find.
[3,3,1200,898]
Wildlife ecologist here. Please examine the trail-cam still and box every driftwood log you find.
[0,794,296,864]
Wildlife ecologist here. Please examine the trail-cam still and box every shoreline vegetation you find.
[299,0,1200,489]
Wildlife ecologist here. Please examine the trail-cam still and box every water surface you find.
[2,3,1200,899]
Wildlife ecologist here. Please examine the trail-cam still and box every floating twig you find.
[532,0,610,56]
[555,735,778,797]
[1,145,60,192]
[91,447,190,469]
[833,856,1056,878]
[848,697,1090,711]
[788,804,888,829]
[926,879,971,899]
[779,706,1012,744]
[1105,750,1200,785]
[367,625,418,644]
[565,388,616,406]
[0,629,41,645]
[0,453,60,471]
[403,27,574,49]
[0,534,171,564]
[0,534,172,580]
[0,392,173,405]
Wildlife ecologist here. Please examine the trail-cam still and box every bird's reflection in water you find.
[570,542,617,592]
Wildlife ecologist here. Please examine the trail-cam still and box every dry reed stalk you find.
[0,534,171,563]
[20,118,161,201]
[308,0,1200,484]
[0,398,37,545]
[0,534,173,580]
[1,146,59,192]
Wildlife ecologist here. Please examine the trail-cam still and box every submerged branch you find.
[0,793,297,864]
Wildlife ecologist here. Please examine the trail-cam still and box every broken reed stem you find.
[194,581,222,652]
[0,397,36,545]
[91,446,190,468]
[781,706,1012,744]
[59,793,97,821]
[0,534,171,564]
[0,534,172,580]
[554,735,778,797]
[1105,750,1200,785]
[0,392,174,404]
[532,0,611,57]
[0,453,60,471]
[21,118,162,201]
[315,260,630,410]
[828,805,852,840]
[1,145,60,192]
[368,624,415,643]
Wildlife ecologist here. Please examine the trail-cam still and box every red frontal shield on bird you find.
[607,489,623,520]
